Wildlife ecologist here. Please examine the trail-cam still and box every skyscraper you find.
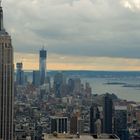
[0,2,14,140]
[90,104,100,134]
[39,48,47,85]
[16,62,24,85]
[103,93,113,134]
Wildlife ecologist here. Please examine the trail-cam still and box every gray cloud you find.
[3,0,140,58]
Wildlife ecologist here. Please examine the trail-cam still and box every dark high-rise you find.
[39,48,47,85]
[0,2,14,140]
[90,104,100,134]
[103,93,113,134]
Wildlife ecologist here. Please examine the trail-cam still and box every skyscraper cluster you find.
[15,48,47,87]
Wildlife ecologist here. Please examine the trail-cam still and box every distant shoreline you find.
[18,70,140,78]
[104,82,126,85]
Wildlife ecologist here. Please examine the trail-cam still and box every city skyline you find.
[3,0,140,70]
[1,1,140,139]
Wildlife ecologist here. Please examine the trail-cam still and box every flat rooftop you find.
[43,134,120,140]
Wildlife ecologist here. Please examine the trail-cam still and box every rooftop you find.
[114,106,127,110]
[43,134,120,140]
[50,116,68,119]
[92,134,120,139]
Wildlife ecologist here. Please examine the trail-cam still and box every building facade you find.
[51,116,68,133]
[103,94,113,134]
[0,3,14,140]
[114,106,128,140]
[54,72,65,97]
[70,115,84,134]
[32,70,40,87]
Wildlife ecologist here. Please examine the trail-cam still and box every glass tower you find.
[0,2,14,140]
[39,48,47,85]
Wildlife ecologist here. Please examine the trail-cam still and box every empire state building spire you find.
[0,0,4,31]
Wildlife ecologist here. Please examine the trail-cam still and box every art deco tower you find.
[0,1,14,140]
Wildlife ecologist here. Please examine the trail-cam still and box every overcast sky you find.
[3,0,140,70]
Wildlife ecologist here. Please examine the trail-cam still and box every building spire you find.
[0,0,4,31]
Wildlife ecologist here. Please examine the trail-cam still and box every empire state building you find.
[0,1,14,140]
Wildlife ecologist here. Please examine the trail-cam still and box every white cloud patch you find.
[121,0,140,11]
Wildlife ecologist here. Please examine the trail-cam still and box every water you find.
[82,77,140,102]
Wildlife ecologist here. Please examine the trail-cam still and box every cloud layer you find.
[2,0,140,70]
